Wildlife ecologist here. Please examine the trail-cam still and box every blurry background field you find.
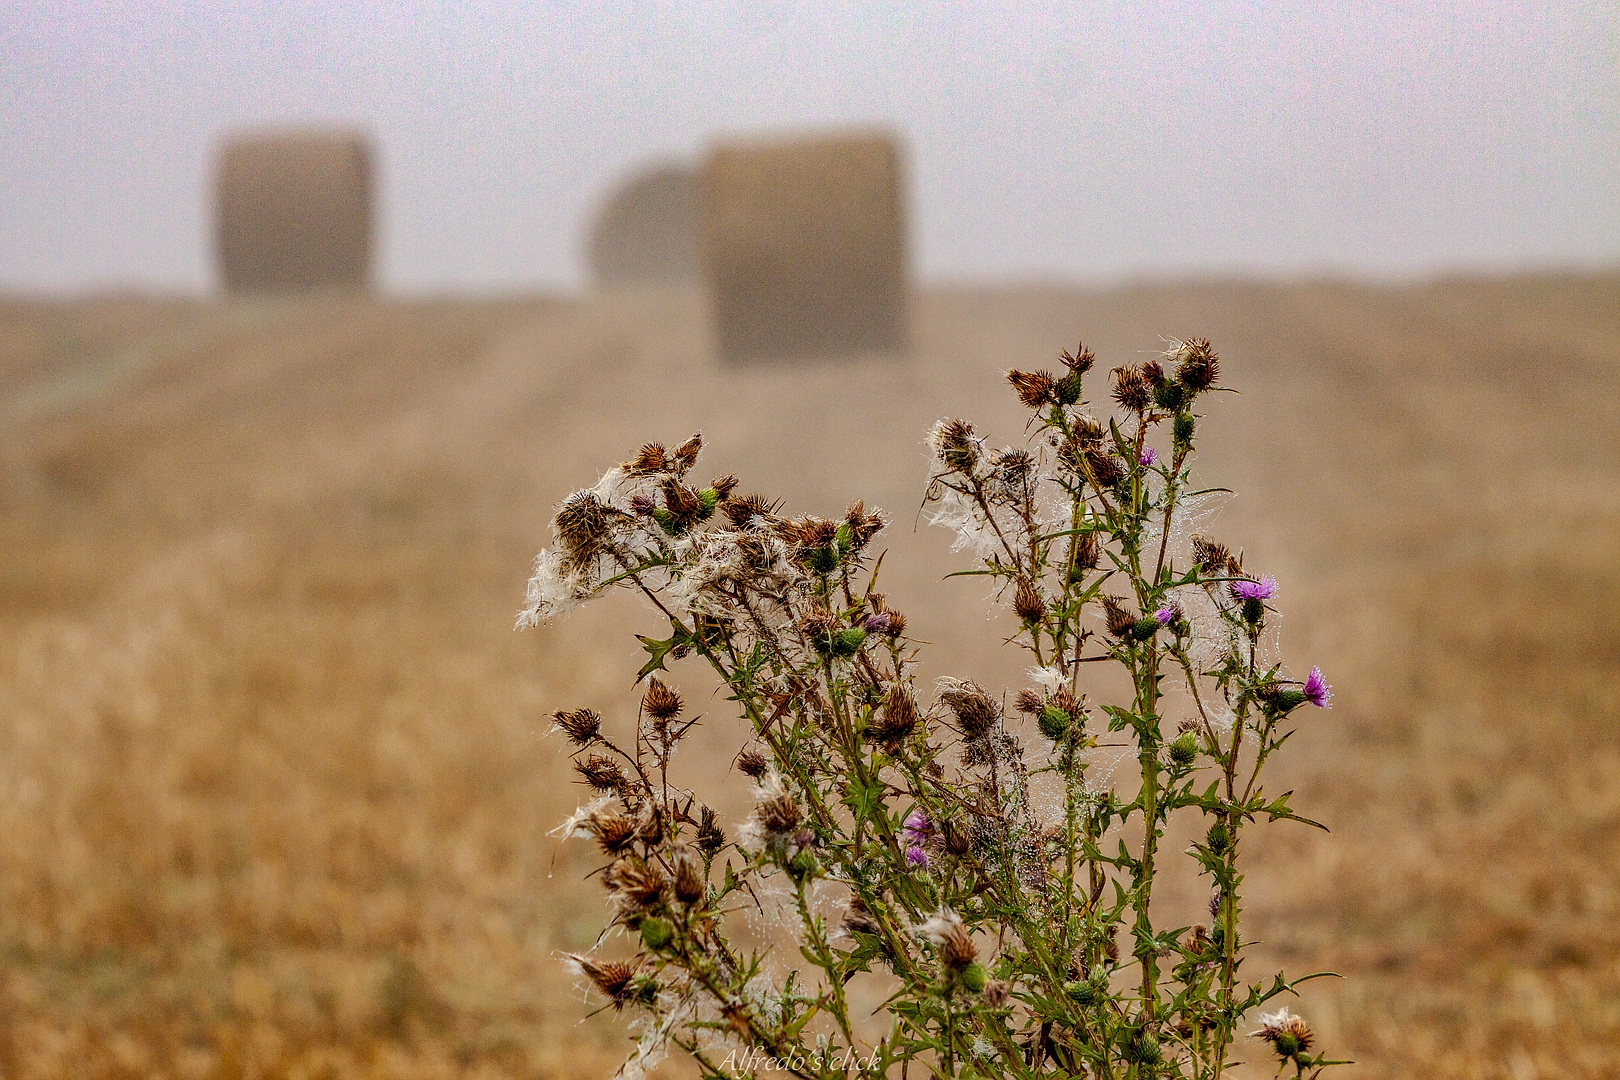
[2,274,1618,1078]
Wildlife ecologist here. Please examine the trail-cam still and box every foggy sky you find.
[3,2,1616,294]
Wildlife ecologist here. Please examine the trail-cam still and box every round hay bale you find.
[214,131,373,294]
[586,165,699,287]
[700,131,908,361]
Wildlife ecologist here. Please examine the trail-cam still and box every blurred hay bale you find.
[587,165,699,287]
[700,131,907,361]
[215,131,373,294]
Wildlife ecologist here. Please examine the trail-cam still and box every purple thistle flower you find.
[1229,575,1277,602]
[862,612,894,635]
[905,844,931,869]
[1139,446,1158,466]
[1303,666,1332,708]
[902,810,933,846]
[1153,605,1177,626]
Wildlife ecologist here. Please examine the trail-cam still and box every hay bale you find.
[215,131,373,294]
[700,131,907,361]
[587,165,699,286]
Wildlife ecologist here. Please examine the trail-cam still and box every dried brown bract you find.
[1007,368,1057,408]
[1014,579,1046,624]
[1174,338,1220,392]
[670,433,703,475]
[576,754,627,792]
[735,748,769,778]
[571,956,642,1010]
[670,844,705,905]
[1112,365,1154,412]
[940,680,1000,740]
[1101,595,1138,640]
[554,707,602,746]
[867,684,920,748]
[641,677,682,721]
[626,442,669,474]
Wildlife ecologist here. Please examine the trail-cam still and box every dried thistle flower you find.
[1251,1007,1315,1060]
[670,433,703,474]
[604,856,666,912]
[1083,446,1126,489]
[1013,578,1046,624]
[1060,342,1096,374]
[867,684,919,748]
[914,908,976,971]
[1174,338,1221,392]
[585,810,640,856]
[695,806,727,856]
[1101,595,1138,640]
[569,955,643,1010]
[575,754,627,792]
[626,442,668,474]
[929,418,981,473]
[1007,368,1057,408]
[1112,365,1153,412]
[939,679,1000,740]
[641,677,682,721]
[670,844,705,905]
[553,707,601,746]
[735,748,769,778]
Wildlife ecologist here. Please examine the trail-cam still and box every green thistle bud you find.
[1169,732,1198,766]
[1153,380,1188,411]
[1056,371,1083,405]
[1064,977,1101,1006]
[1268,688,1308,712]
[1037,705,1072,741]
[1122,1029,1161,1065]
[651,507,682,536]
[696,487,720,519]
[834,522,854,557]
[959,962,988,994]
[787,849,820,883]
[1241,597,1265,624]
[831,627,867,657]
[1131,616,1162,641]
[1273,1031,1302,1057]
[805,546,839,574]
[1207,822,1232,855]
[639,916,673,952]
[1173,411,1195,449]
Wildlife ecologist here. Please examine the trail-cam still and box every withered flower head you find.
[1174,338,1221,392]
[930,419,981,473]
[604,856,666,911]
[641,677,682,722]
[941,819,971,856]
[554,708,602,746]
[1083,447,1126,490]
[1071,415,1105,446]
[1141,359,1166,385]
[695,806,727,856]
[793,517,840,551]
[1191,535,1240,576]
[570,956,641,1010]
[939,680,1001,740]
[1007,368,1058,409]
[867,684,920,748]
[841,894,880,936]
[553,490,623,565]
[1014,688,1045,715]
[843,499,888,550]
[626,443,668,474]
[670,844,705,905]
[584,811,640,856]
[1251,1008,1315,1060]
[797,605,837,644]
[736,748,769,778]
[982,978,1010,1008]
[1112,365,1154,412]
[670,433,703,474]
[709,473,739,498]
[1061,343,1096,374]
[914,908,976,971]
[1101,595,1138,640]
[1014,579,1047,624]
[756,793,802,836]
[576,754,627,792]
[724,493,778,528]
[991,447,1036,489]
[661,479,704,526]
[1073,530,1100,570]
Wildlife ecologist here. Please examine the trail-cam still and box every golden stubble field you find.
[0,275,1617,1078]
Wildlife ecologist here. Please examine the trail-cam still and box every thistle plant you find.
[520,338,1344,1078]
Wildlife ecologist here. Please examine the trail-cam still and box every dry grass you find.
[0,275,1617,1077]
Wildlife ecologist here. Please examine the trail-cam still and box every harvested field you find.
[1,275,1617,1078]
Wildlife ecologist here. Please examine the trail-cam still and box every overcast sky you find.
[3,2,1616,294]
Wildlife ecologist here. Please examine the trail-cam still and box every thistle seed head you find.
[604,857,666,912]
[1252,1008,1314,1061]
[930,419,981,473]
[1013,579,1047,624]
[554,708,602,746]
[569,955,642,1010]
[867,685,919,749]
[939,680,1001,740]
[641,677,682,722]
[1101,595,1138,640]
[670,433,703,474]
[1174,338,1220,392]
[670,844,705,905]
[1083,447,1126,490]
[1112,365,1153,412]
[584,810,640,856]
[575,754,627,792]
[554,490,623,566]
[736,748,769,778]
[1007,368,1058,409]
